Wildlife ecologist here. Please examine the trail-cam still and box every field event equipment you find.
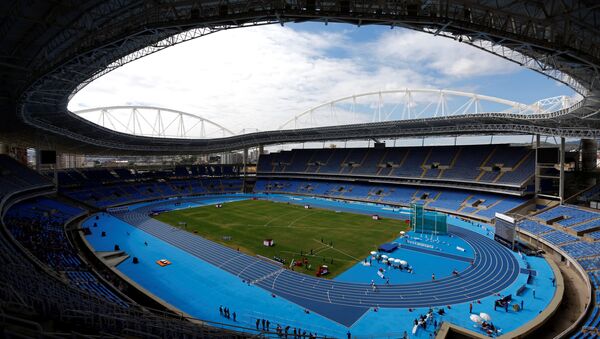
[410,203,448,235]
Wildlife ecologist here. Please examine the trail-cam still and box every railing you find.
[517,228,593,338]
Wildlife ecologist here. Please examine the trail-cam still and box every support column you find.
[34,148,41,171]
[242,148,248,175]
[581,139,598,172]
[534,135,540,196]
[581,138,598,187]
[560,137,565,204]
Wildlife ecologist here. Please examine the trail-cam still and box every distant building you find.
[57,154,86,169]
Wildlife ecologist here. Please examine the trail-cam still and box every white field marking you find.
[264,209,302,227]
[311,240,338,257]
[278,250,354,262]
[272,269,285,289]
[252,268,285,285]
[236,259,261,277]
[235,224,381,230]
[311,238,362,262]
[286,209,324,228]
[217,253,245,268]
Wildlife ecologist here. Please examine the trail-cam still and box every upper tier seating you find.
[56,165,241,187]
[62,178,244,208]
[258,145,534,188]
[0,155,52,197]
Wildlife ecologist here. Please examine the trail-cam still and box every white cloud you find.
[368,30,520,78]
[68,25,528,135]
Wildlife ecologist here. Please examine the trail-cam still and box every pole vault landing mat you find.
[378,242,398,252]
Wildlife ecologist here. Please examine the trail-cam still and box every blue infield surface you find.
[83,194,557,338]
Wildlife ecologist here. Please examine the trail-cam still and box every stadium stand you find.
[55,165,240,187]
[258,145,534,189]
[2,148,600,337]
[2,1,599,337]
[561,242,600,259]
[253,178,525,221]
[579,183,600,203]
[518,220,554,235]
[572,271,600,338]
[0,156,251,337]
[0,155,53,196]
[536,206,600,227]
[0,228,245,337]
[517,206,600,338]
[586,231,600,241]
[61,177,244,208]
[541,231,579,246]
[3,196,130,306]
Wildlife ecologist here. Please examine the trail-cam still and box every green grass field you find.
[154,199,410,278]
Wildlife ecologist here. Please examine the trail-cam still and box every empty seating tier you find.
[258,145,534,189]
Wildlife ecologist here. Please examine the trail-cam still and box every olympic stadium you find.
[1,1,600,338]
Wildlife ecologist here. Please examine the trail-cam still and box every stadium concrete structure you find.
[1,1,600,338]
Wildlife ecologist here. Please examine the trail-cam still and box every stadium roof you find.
[1,0,600,154]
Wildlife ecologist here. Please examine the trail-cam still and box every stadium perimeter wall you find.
[517,229,593,338]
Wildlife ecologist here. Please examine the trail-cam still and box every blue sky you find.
[69,22,576,135]
[293,22,572,102]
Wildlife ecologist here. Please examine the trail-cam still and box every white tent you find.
[470,314,483,323]
[480,313,491,322]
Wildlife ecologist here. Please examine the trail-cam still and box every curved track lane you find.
[112,198,520,326]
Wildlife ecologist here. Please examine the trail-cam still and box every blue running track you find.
[113,197,520,327]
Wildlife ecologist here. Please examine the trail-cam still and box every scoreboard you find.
[494,213,516,250]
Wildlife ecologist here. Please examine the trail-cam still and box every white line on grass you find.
[310,238,362,262]
[286,210,323,227]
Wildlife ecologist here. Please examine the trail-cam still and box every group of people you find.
[413,309,437,332]
[493,294,512,312]
[219,305,236,322]
[481,321,498,336]
[256,318,320,338]
[412,309,438,335]
[369,254,414,274]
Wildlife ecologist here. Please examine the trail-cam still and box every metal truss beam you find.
[2,0,600,154]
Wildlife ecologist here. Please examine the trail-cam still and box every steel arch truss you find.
[74,106,235,139]
[4,0,600,154]
[277,89,573,130]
